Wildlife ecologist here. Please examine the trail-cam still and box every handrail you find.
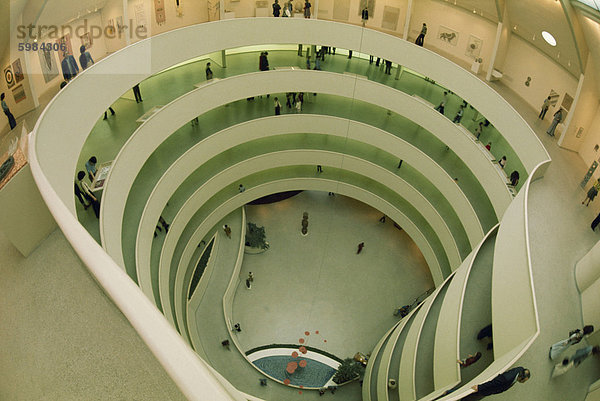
[423,160,549,401]
[104,69,508,274]
[134,116,483,311]
[27,133,244,401]
[160,151,456,328]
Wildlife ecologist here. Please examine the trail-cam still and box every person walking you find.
[78,45,94,70]
[510,170,520,186]
[475,121,484,139]
[539,96,551,120]
[547,108,564,136]
[435,101,445,115]
[453,105,465,123]
[384,60,392,75]
[132,84,143,103]
[498,156,507,169]
[357,242,365,254]
[549,325,594,360]
[303,0,311,18]
[85,156,98,182]
[223,224,232,238]
[471,367,530,397]
[259,52,270,71]
[582,179,600,206]
[571,345,600,367]
[1,93,17,130]
[415,23,427,46]
[77,171,100,218]
[103,106,116,120]
[205,62,213,80]
[274,97,282,115]
[272,0,281,16]
[239,184,246,193]
[458,352,482,368]
[361,6,369,26]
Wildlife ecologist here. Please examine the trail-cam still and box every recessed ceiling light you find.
[542,31,557,46]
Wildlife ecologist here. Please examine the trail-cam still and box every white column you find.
[486,22,503,82]
[403,0,413,41]
[123,0,131,46]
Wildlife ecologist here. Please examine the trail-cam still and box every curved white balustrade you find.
[429,225,499,401]
[163,151,455,330]
[28,135,244,401]
[106,70,504,272]
[398,276,454,401]
[135,116,483,310]
[28,17,550,401]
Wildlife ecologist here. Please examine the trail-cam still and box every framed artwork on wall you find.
[12,84,26,103]
[4,66,15,89]
[381,6,400,31]
[38,48,59,83]
[56,34,73,62]
[12,59,24,84]
[437,25,459,46]
[465,34,483,58]
[135,2,147,27]
[155,0,166,24]
[80,32,93,50]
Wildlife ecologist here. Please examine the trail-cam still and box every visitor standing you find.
[206,62,213,80]
[223,225,232,238]
[357,242,365,254]
[303,0,311,18]
[85,156,97,182]
[1,93,16,130]
[361,6,369,26]
[78,45,94,70]
[415,23,427,46]
[272,0,281,16]
[274,97,282,115]
[539,96,551,120]
[547,108,564,136]
[471,367,530,397]
[582,179,600,206]
[132,84,143,103]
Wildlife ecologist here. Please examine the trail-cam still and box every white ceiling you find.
[36,0,108,27]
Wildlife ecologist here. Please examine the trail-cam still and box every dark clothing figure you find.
[435,102,445,115]
[397,159,403,169]
[473,367,529,396]
[1,96,16,130]
[415,23,427,46]
[272,0,281,16]
[205,63,213,80]
[317,165,322,173]
[74,182,89,209]
[357,242,364,254]
[477,324,493,340]
[458,352,482,367]
[274,98,282,115]
[224,225,232,238]
[303,0,311,18]
[547,109,564,136]
[103,107,115,120]
[539,97,551,120]
[233,323,241,332]
[348,50,353,59]
[510,171,520,187]
[79,45,94,70]
[361,7,369,22]
[592,212,600,231]
[132,85,143,102]
[259,52,270,71]
[385,60,392,74]
[379,215,386,223]
[61,55,79,80]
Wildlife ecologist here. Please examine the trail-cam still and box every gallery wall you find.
[500,34,579,113]
[0,14,38,132]
[410,0,497,74]
[27,12,110,101]
[578,105,600,168]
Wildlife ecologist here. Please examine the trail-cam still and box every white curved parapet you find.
[28,18,550,401]
[106,69,506,277]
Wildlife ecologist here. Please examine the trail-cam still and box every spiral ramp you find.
[29,18,551,401]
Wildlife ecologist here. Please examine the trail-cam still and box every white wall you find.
[578,105,600,168]
[501,34,579,112]
[410,0,497,73]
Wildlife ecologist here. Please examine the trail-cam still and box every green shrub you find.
[245,222,269,250]
[332,358,363,384]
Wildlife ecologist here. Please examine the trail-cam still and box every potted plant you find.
[332,358,364,385]
[244,222,270,254]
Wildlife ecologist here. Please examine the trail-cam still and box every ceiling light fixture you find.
[542,30,557,46]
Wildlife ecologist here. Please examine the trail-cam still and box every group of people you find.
[550,325,597,378]
[74,156,100,218]
[272,0,311,18]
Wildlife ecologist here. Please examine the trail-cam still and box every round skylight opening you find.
[542,31,557,46]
